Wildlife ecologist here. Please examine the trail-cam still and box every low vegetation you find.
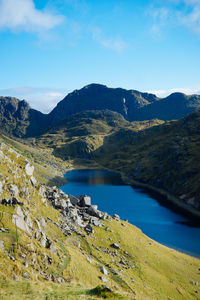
[0,133,200,299]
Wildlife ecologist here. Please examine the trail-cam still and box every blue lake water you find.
[61,169,200,257]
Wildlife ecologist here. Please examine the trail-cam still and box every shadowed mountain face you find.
[135,92,200,121]
[0,97,48,137]
[47,83,159,126]
[0,84,200,137]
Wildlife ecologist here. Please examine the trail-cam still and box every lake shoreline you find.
[62,168,200,258]
[62,158,200,223]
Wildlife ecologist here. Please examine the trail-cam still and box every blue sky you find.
[0,0,200,112]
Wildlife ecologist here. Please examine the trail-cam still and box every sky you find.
[0,0,200,113]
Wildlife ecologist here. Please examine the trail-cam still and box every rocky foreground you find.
[0,140,200,299]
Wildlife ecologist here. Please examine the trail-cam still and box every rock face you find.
[12,207,32,235]
[0,97,48,137]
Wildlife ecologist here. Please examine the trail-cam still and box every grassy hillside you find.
[35,110,163,160]
[95,110,200,215]
[0,137,200,299]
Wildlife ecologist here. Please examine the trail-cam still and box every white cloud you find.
[0,87,69,113]
[148,86,200,97]
[92,27,128,53]
[180,1,200,33]
[0,0,65,33]
[148,0,200,35]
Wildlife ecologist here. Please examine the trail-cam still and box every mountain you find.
[135,92,200,121]
[47,83,159,126]
[1,84,200,138]
[0,134,199,299]
[0,97,48,137]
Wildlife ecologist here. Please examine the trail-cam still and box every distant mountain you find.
[47,83,159,126]
[1,84,200,138]
[0,97,48,137]
[135,92,200,121]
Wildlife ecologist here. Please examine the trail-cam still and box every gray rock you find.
[111,243,120,249]
[69,194,79,206]
[23,272,30,279]
[79,195,91,207]
[99,276,107,283]
[49,244,57,255]
[57,277,65,284]
[85,224,94,234]
[30,176,37,186]
[90,217,103,227]
[39,185,46,196]
[87,206,102,218]
[25,163,34,176]
[112,214,120,221]
[40,217,46,232]
[100,266,108,275]
[12,207,32,234]
[0,240,4,249]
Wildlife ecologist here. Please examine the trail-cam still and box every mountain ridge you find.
[1,83,200,138]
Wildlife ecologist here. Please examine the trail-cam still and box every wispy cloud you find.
[148,86,200,97]
[180,0,200,34]
[146,6,169,36]
[92,27,128,53]
[0,87,69,113]
[0,0,65,33]
[148,0,200,35]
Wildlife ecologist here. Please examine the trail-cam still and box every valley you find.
[0,84,200,299]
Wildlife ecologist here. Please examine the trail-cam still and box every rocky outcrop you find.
[44,186,108,236]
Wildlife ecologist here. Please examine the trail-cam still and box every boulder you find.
[111,243,120,249]
[100,266,108,275]
[90,217,103,227]
[85,224,94,234]
[12,206,32,234]
[69,194,79,206]
[25,163,34,176]
[30,176,37,186]
[87,206,102,218]
[99,276,107,283]
[112,214,120,221]
[0,240,4,249]
[79,195,91,207]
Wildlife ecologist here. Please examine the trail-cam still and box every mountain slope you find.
[0,133,200,299]
[0,97,48,138]
[136,92,200,121]
[95,110,200,214]
[47,83,159,126]
[35,110,163,160]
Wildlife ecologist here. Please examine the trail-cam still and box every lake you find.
[61,169,200,257]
